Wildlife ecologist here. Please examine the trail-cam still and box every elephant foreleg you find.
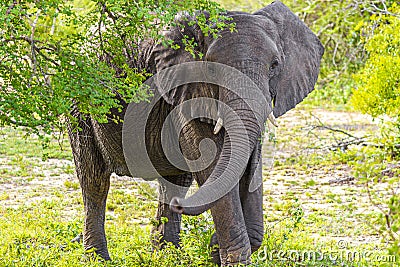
[208,183,252,266]
[209,145,264,265]
[178,121,252,265]
[239,142,264,253]
[239,171,264,253]
[207,173,262,266]
[193,170,252,266]
[190,154,252,265]
[152,173,194,248]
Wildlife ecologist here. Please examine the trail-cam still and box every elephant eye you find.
[268,58,279,77]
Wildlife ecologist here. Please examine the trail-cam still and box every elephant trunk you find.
[170,69,269,215]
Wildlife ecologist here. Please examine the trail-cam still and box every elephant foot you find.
[150,222,181,251]
[72,233,110,261]
[219,247,252,267]
[83,235,111,261]
[85,245,111,261]
[209,233,252,266]
[97,249,111,261]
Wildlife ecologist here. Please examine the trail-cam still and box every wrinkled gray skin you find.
[68,2,323,266]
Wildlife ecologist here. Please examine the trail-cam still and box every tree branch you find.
[306,113,368,151]
[3,36,60,67]
[29,9,41,81]
[6,1,18,15]
[3,36,54,49]
[353,0,400,18]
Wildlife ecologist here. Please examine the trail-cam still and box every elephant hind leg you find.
[81,182,111,260]
[152,173,193,248]
[68,117,112,260]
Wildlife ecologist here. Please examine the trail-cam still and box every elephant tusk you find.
[213,118,223,134]
[268,113,278,127]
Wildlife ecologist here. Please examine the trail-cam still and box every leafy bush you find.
[351,3,400,123]
[0,0,229,134]
[351,12,400,253]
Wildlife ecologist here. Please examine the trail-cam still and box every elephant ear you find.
[152,12,209,105]
[254,1,324,117]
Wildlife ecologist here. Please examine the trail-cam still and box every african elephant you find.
[68,2,323,266]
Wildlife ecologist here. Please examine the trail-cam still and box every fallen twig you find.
[305,113,368,151]
[328,176,355,185]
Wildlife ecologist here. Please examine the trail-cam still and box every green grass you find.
[0,127,72,160]
[2,197,387,267]
[0,198,214,266]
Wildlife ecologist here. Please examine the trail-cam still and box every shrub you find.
[350,3,400,258]
[351,3,400,123]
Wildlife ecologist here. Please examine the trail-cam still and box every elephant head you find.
[135,1,324,215]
